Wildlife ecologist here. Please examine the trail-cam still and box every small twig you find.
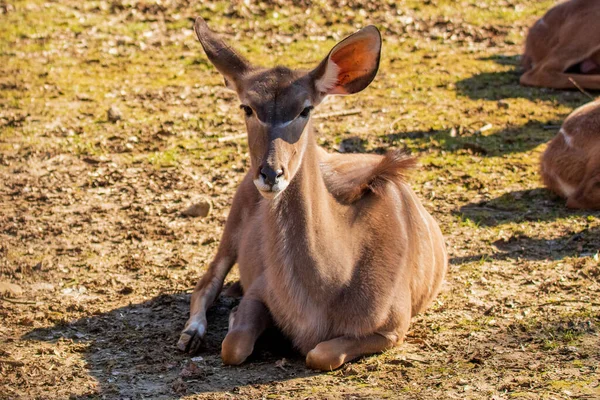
[389,116,404,132]
[542,125,561,130]
[405,355,431,364]
[475,123,493,134]
[217,133,246,143]
[0,359,25,367]
[460,206,513,213]
[406,338,437,352]
[0,297,37,305]
[268,388,305,393]
[516,299,600,309]
[313,109,361,119]
[422,340,437,352]
[568,77,595,101]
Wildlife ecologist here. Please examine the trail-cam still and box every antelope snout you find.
[260,165,284,186]
[254,165,288,198]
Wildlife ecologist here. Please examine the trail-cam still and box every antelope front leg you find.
[178,174,259,353]
[177,256,235,353]
[221,282,272,365]
[305,331,401,371]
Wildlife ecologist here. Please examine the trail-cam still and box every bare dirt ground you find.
[1,0,599,399]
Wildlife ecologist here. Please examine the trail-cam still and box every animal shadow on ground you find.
[453,188,600,264]
[23,287,313,399]
[455,55,597,104]
[385,119,559,157]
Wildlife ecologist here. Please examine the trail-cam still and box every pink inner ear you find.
[329,35,379,92]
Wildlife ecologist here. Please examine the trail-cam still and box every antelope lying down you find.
[177,17,448,370]
[541,99,600,210]
[521,0,600,89]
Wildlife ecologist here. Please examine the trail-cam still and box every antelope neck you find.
[266,125,350,289]
[272,126,335,233]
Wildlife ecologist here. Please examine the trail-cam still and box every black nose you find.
[260,166,284,186]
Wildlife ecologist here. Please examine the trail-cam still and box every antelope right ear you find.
[311,25,382,97]
[193,17,251,91]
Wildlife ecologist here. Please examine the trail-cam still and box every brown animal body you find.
[541,99,600,209]
[521,0,600,89]
[177,17,448,371]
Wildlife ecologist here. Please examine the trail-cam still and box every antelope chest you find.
[263,269,333,354]
[237,227,336,352]
[261,249,392,353]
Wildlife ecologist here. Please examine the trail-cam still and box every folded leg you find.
[221,278,272,365]
[305,331,401,371]
[521,68,600,90]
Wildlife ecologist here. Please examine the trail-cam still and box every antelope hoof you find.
[221,330,254,366]
[306,345,345,371]
[177,319,207,353]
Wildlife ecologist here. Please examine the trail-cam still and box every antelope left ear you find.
[311,25,382,96]
[193,16,252,91]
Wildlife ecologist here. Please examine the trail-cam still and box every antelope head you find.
[193,17,381,199]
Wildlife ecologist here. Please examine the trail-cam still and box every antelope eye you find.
[299,106,313,118]
[240,105,253,117]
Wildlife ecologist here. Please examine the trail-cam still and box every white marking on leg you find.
[228,307,238,330]
[197,323,206,337]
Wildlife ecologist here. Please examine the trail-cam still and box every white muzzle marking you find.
[254,175,289,199]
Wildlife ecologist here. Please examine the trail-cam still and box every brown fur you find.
[321,149,418,203]
[521,0,600,89]
[178,18,448,371]
[541,99,600,209]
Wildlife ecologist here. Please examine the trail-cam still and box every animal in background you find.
[541,98,600,209]
[177,17,448,371]
[521,0,600,89]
